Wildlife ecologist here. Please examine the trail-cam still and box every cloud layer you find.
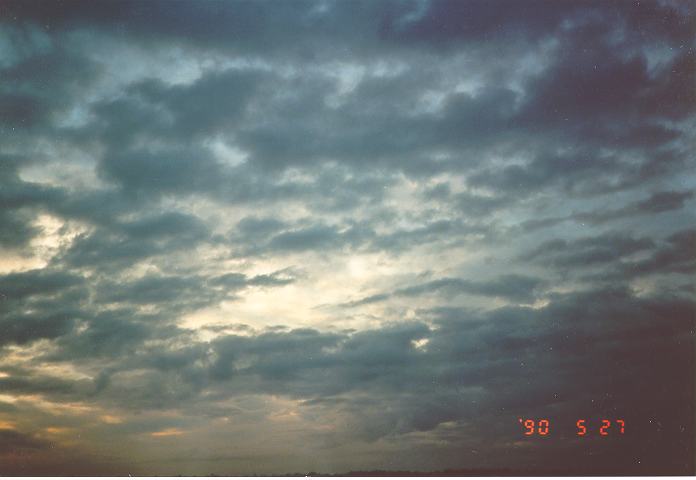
[0,0,694,475]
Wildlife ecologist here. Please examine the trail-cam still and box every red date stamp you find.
[518,418,625,436]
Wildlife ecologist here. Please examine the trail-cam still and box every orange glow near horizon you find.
[150,428,185,437]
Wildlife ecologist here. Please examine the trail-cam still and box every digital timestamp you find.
[519,418,626,436]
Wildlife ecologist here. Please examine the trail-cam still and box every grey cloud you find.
[467,148,633,198]
[58,210,213,270]
[573,190,694,225]
[209,327,344,383]
[96,275,211,307]
[0,310,78,347]
[121,211,209,242]
[424,184,511,217]
[0,156,65,249]
[2,0,385,59]
[210,268,299,290]
[130,69,266,139]
[0,41,100,133]
[628,190,695,214]
[523,233,656,269]
[1,0,694,475]
[246,269,298,287]
[0,428,48,454]
[0,269,82,300]
[235,216,287,238]
[519,189,694,232]
[0,209,38,248]
[266,224,367,253]
[81,287,692,452]
[0,371,82,397]
[47,313,162,363]
[232,214,493,258]
[383,0,574,47]
[231,216,376,256]
[371,219,467,251]
[517,15,694,130]
[83,68,266,150]
[0,272,692,473]
[522,228,696,283]
[606,228,696,280]
[36,268,298,361]
[96,269,296,309]
[342,273,544,307]
[0,269,86,346]
[98,147,225,196]
[233,80,520,176]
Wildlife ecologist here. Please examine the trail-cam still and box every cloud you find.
[0,428,48,454]
[573,190,695,225]
[0,0,694,475]
[522,233,656,269]
[341,274,544,306]
[519,190,695,231]
[0,269,82,300]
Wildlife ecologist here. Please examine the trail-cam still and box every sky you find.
[0,0,694,475]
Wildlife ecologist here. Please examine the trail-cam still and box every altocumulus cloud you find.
[0,0,694,475]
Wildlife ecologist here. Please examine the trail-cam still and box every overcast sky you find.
[0,0,694,475]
